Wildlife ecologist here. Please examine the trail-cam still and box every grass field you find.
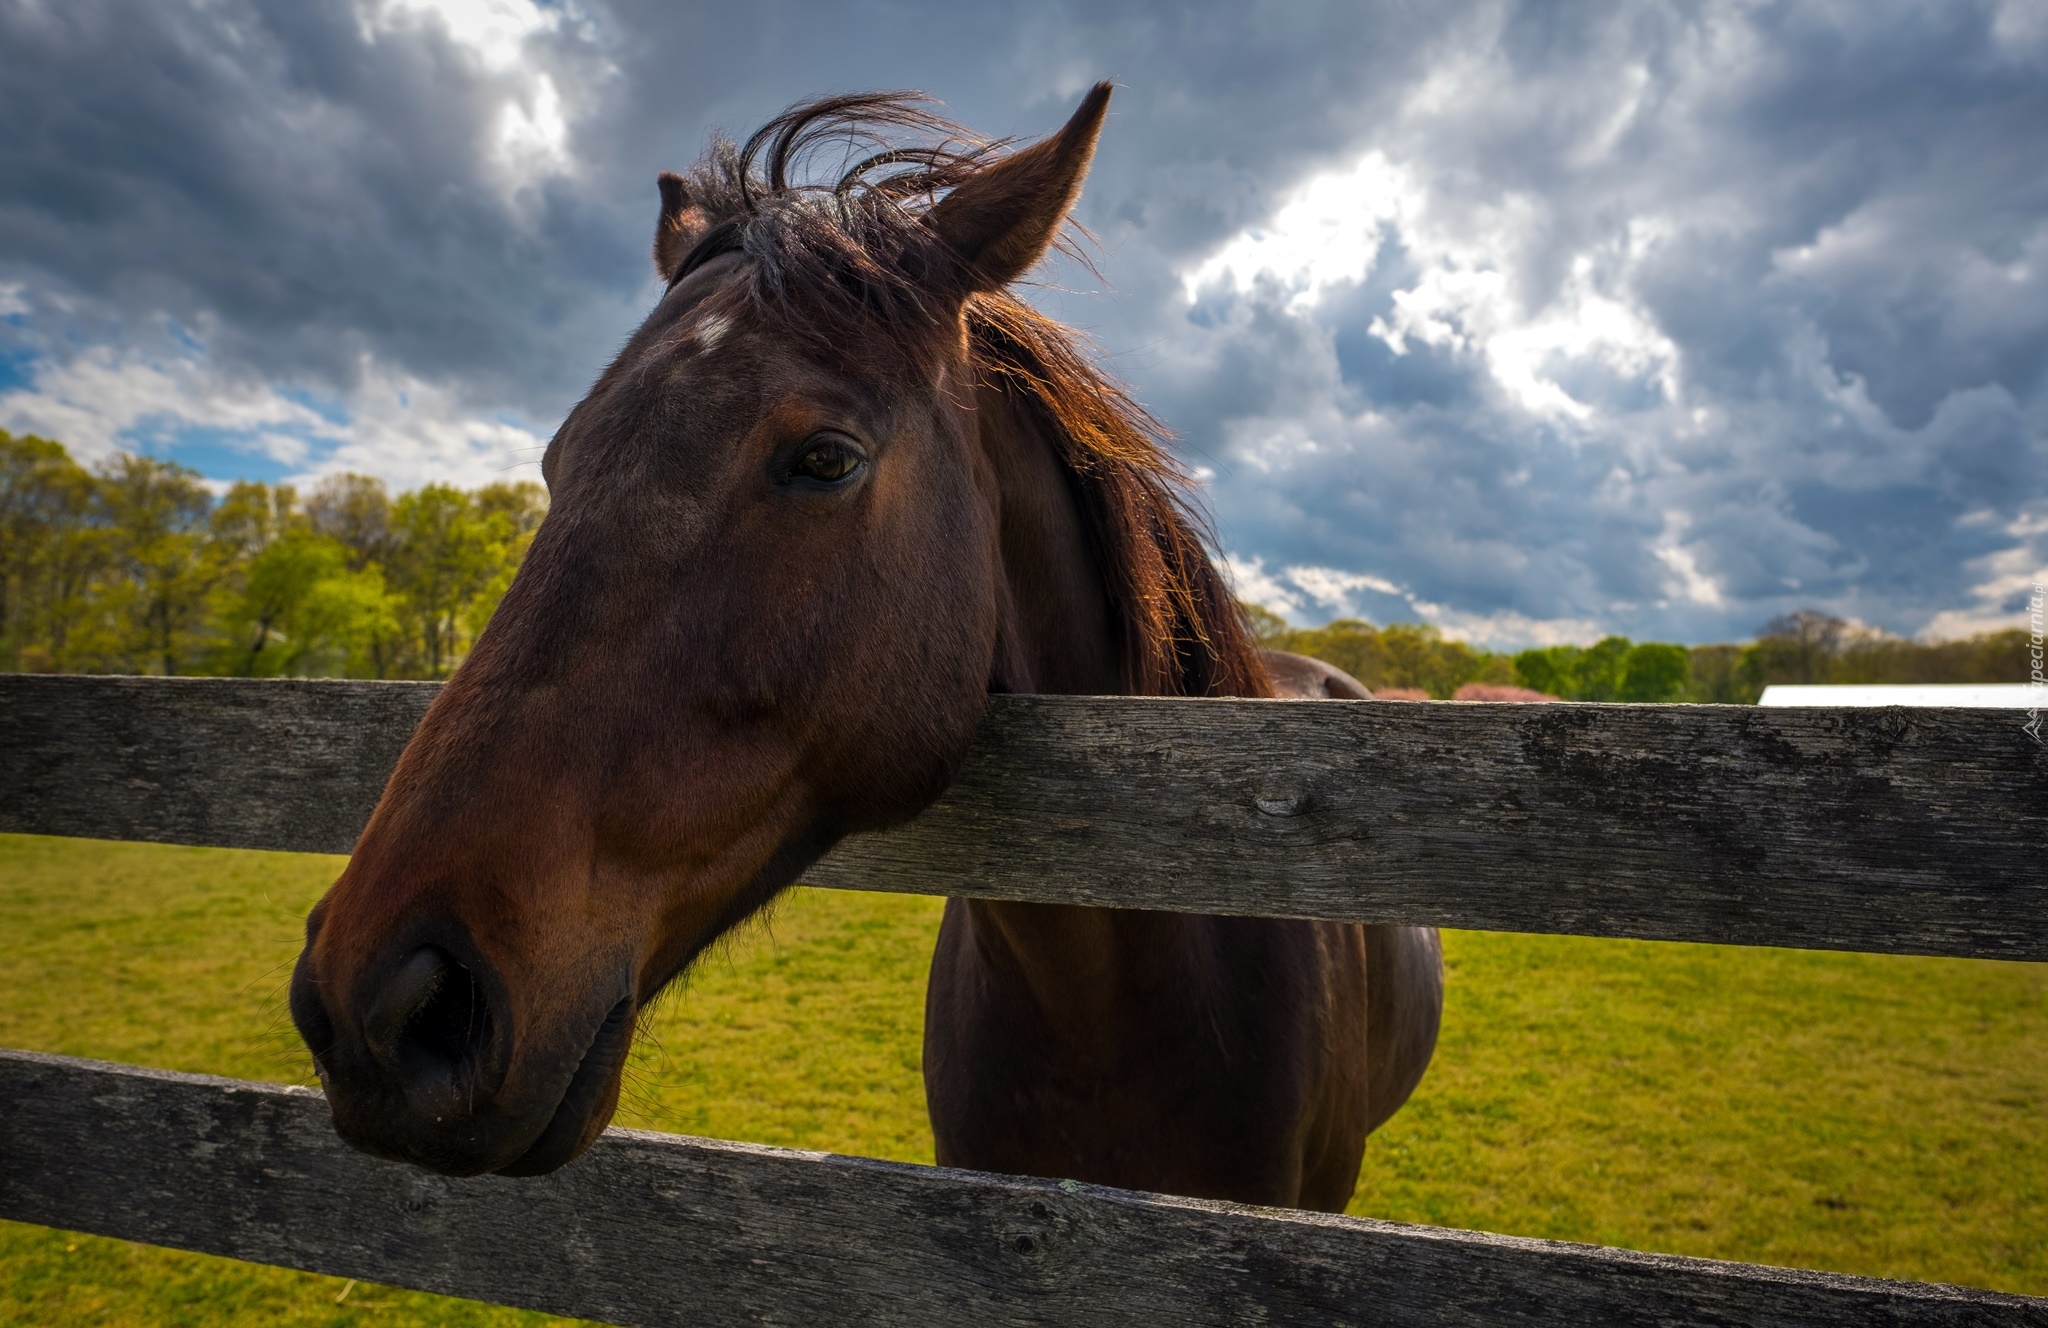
[2,832,2043,1325]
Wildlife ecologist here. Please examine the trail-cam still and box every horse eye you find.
[791,437,863,484]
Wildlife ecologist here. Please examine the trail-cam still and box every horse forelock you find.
[666,94,1070,360]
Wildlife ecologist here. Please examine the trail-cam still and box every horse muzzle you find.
[290,909,635,1177]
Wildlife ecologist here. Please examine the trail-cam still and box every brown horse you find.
[289,84,1443,1210]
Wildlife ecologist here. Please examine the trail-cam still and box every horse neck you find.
[967,378,1198,1039]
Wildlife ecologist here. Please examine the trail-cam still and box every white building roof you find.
[1756,684,2041,708]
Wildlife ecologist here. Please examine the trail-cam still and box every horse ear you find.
[653,171,712,282]
[925,82,1112,294]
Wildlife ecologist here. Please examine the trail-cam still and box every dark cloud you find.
[0,0,647,408]
[0,0,2042,642]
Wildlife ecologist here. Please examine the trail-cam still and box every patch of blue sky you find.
[0,343,36,396]
[0,298,42,395]
[120,416,330,486]
[273,385,352,428]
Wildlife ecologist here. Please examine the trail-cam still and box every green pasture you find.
[1,833,2042,1325]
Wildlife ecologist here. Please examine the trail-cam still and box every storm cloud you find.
[2,0,2043,643]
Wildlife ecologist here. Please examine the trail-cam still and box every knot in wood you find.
[401,1173,452,1216]
[1255,790,1310,818]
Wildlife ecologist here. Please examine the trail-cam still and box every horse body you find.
[927,370,1440,1207]
[289,83,1441,1211]
[932,906,1448,1210]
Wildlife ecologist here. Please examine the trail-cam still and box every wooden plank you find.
[2,1049,2039,1327]
[0,674,435,856]
[818,691,2048,961]
[2,674,2044,960]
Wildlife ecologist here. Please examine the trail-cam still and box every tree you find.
[305,473,394,571]
[213,529,401,677]
[1830,629,2029,685]
[306,562,406,677]
[1618,642,1689,702]
[460,481,548,645]
[1512,645,1579,698]
[471,480,549,539]
[209,480,298,565]
[0,438,549,680]
[89,454,218,675]
[1278,619,1388,687]
[1516,637,1690,701]
[1240,601,1291,645]
[0,431,105,671]
[1375,622,1512,697]
[1572,637,1634,701]
[384,483,535,677]
[1685,644,1750,703]
[1249,610,1513,698]
[1746,610,1851,686]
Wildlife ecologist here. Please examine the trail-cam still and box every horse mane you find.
[669,93,1272,700]
[964,296,1270,698]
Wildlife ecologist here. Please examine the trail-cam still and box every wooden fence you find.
[2,673,2044,1326]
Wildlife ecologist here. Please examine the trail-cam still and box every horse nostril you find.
[365,946,499,1107]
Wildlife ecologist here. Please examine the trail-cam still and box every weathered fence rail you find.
[3,673,2047,1325]
[3,673,2045,958]
[4,1049,2042,1327]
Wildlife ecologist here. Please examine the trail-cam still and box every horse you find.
[289,83,1444,1211]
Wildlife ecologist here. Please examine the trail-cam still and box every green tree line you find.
[6,432,2030,694]
[1,431,544,679]
[1245,605,2030,702]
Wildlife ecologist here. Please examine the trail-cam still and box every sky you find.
[2,0,2044,646]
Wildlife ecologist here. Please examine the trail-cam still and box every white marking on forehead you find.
[693,313,733,350]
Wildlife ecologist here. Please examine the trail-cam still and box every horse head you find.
[289,87,1140,1176]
